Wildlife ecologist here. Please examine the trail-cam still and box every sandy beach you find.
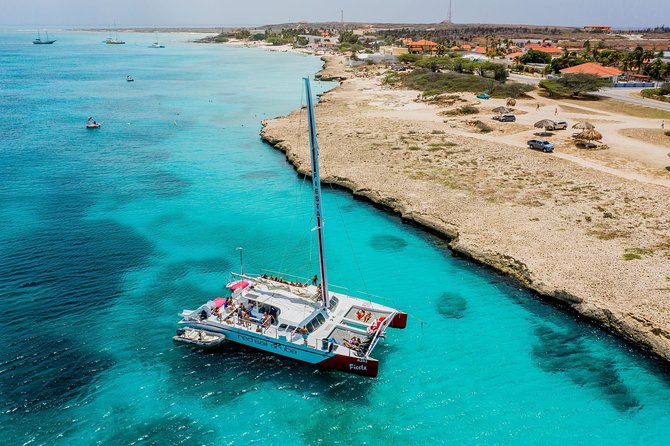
[262,55,670,362]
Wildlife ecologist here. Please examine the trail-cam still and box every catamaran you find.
[176,78,407,377]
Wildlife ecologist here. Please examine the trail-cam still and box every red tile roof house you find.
[560,62,622,82]
[525,44,564,58]
[407,39,440,54]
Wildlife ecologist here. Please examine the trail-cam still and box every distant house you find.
[560,62,622,82]
[511,39,542,46]
[379,46,408,56]
[526,44,564,58]
[299,35,338,49]
[583,25,612,32]
[505,51,526,65]
[407,39,439,54]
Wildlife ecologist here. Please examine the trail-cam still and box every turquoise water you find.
[1,31,670,445]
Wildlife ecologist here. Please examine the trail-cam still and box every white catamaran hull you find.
[180,321,379,376]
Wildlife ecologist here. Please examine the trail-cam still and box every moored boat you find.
[86,117,101,128]
[173,327,226,348]
[33,31,56,44]
[177,78,407,377]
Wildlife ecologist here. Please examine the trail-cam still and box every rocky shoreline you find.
[261,55,670,364]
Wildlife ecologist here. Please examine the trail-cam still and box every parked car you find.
[547,121,568,130]
[492,114,516,122]
[527,140,554,153]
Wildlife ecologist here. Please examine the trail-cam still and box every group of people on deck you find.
[261,273,319,288]
[231,301,277,331]
[356,309,373,322]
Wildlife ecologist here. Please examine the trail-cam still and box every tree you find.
[398,53,421,64]
[519,49,551,65]
[644,58,669,81]
[539,73,611,97]
[548,51,586,74]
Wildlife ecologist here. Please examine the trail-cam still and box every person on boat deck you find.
[363,312,372,322]
[261,313,271,328]
[237,303,246,319]
[268,307,278,324]
[296,326,309,344]
[311,274,318,285]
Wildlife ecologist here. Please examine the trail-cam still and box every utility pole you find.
[447,0,452,24]
[341,9,344,27]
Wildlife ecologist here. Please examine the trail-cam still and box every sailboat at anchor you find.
[175,77,408,377]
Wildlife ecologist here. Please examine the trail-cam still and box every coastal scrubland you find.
[262,56,670,363]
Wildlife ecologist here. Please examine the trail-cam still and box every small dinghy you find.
[173,327,226,348]
[126,75,134,82]
[86,117,101,128]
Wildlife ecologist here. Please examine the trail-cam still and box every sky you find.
[1,0,668,29]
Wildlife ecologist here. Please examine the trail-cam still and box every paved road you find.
[593,88,670,111]
[508,73,670,112]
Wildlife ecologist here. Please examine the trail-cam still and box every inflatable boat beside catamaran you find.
[176,78,407,377]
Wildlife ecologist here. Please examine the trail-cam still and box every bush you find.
[641,88,662,97]
[665,130,670,137]
[442,105,479,116]
[539,73,610,97]
[398,53,422,64]
[403,69,533,98]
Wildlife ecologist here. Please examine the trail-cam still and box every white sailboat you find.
[149,33,165,48]
[104,21,125,44]
[176,78,407,377]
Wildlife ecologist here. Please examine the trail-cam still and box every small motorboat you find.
[173,327,226,348]
[149,42,165,48]
[86,117,101,128]
[126,75,134,82]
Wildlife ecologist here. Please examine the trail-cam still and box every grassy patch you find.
[587,229,628,240]
[442,105,480,116]
[431,130,445,134]
[561,97,670,120]
[623,247,654,260]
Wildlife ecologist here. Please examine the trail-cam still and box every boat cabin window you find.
[328,295,339,311]
[278,324,288,331]
[287,325,296,333]
[305,313,326,333]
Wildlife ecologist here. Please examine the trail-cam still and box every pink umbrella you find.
[230,280,249,291]
[213,297,226,308]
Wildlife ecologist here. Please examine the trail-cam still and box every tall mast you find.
[303,77,329,309]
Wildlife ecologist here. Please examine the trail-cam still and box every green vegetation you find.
[398,53,421,64]
[400,69,533,98]
[623,247,654,260]
[539,73,610,97]
[213,35,229,43]
[641,84,670,103]
[443,105,479,115]
[665,131,670,137]
[519,49,551,65]
[475,121,493,133]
